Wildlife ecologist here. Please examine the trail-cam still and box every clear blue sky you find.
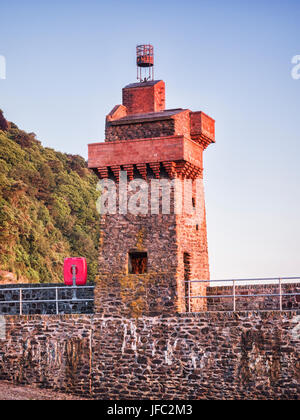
[1,0,300,279]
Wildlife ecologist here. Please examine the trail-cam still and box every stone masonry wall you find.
[96,179,179,317]
[0,315,92,394]
[105,119,175,142]
[207,283,300,312]
[105,110,191,143]
[176,178,209,313]
[0,284,94,315]
[0,312,299,399]
[96,174,210,316]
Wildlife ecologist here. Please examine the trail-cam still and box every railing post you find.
[233,279,236,312]
[72,265,77,301]
[279,277,282,311]
[19,288,23,316]
[55,287,59,315]
[188,280,191,313]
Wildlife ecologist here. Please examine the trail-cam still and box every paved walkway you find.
[0,381,86,400]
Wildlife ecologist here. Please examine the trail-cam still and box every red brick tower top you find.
[89,45,215,173]
[89,95,215,175]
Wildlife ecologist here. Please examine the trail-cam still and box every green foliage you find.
[0,123,99,283]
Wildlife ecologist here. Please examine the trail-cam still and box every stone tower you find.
[88,46,215,317]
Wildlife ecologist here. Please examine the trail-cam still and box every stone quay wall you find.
[0,311,299,399]
[0,284,94,315]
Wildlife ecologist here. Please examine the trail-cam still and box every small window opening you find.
[128,252,148,274]
[196,224,199,231]
[192,197,196,209]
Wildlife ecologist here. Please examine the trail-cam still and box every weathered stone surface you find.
[0,284,94,315]
[207,283,300,312]
[0,315,92,395]
[0,312,299,399]
[105,119,175,142]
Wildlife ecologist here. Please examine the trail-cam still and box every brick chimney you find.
[122,80,165,115]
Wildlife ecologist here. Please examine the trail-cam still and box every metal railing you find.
[0,285,94,315]
[185,276,300,312]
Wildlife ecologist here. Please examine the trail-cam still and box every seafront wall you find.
[0,311,299,399]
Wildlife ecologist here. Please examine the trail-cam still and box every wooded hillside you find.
[0,110,99,283]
